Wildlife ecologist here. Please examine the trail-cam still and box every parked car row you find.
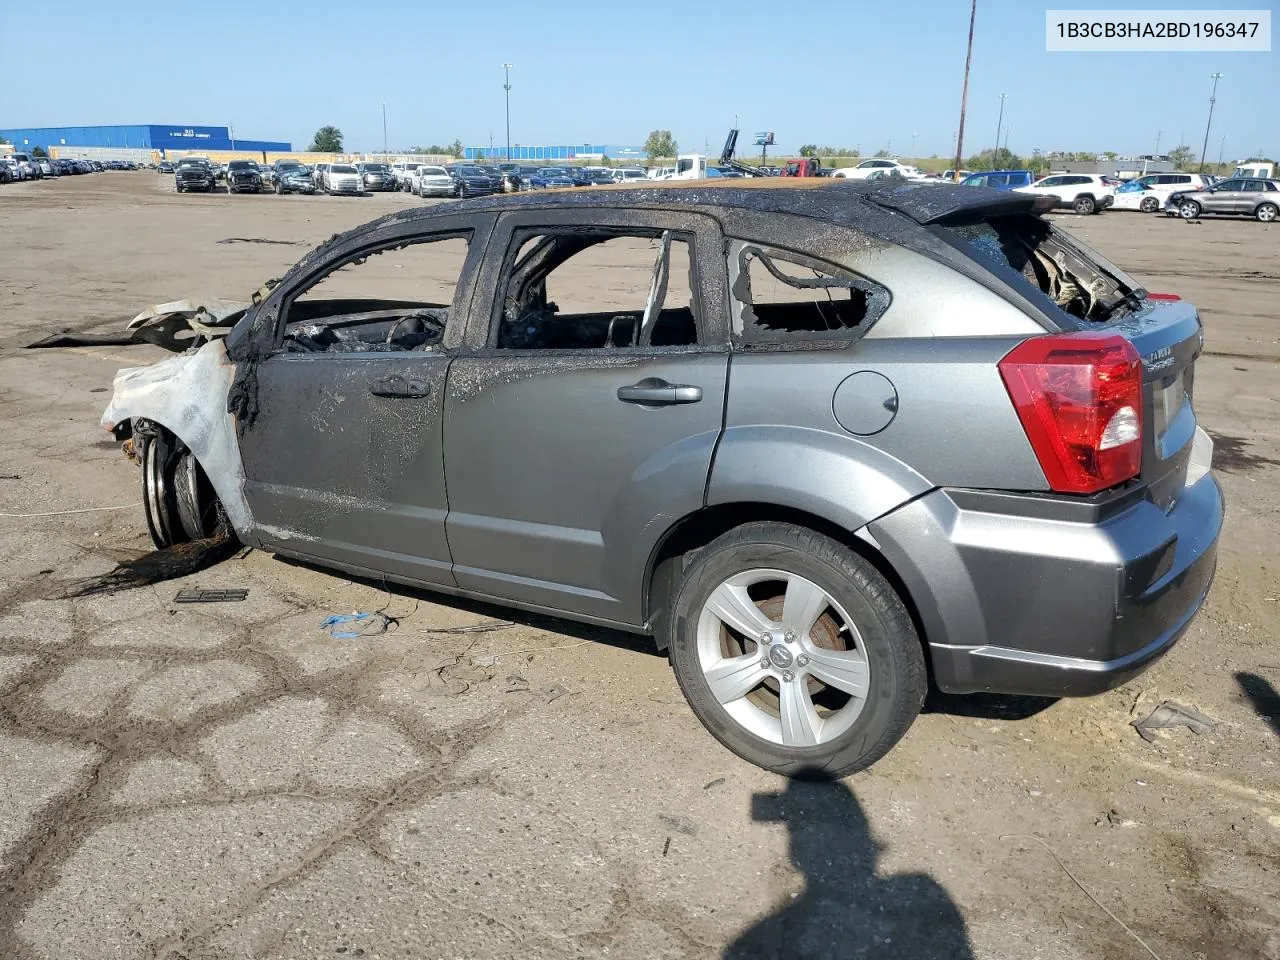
[1,154,140,182]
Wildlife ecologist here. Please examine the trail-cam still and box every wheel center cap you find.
[768,645,795,669]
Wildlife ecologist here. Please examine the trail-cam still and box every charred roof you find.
[371,179,1055,234]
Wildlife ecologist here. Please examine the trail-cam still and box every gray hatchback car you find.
[103,181,1223,777]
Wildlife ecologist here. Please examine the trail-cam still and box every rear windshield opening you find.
[941,214,1136,323]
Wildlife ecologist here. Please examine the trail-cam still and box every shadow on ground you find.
[271,553,661,657]
[725,777,973,959]
[1235,671,1280,736]
[923,689,1057,721]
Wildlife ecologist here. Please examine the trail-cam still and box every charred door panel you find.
[442,207,731,625]
[241,353,455,585]
[443,354,726,623]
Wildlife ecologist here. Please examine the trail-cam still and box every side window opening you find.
[728,242,888,343]
[495,229,698,350]
[280,233,470,354]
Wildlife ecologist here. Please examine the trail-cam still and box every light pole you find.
[1217,134,1227,172]
[994,92,1007,159]
[381,101,388,159]
[1198,72,1222,172]
[952,0,977,182]
[910,131,917,157]
[503,63,512,162]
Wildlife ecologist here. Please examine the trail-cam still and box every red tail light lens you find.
[999,333,1143,494]
[1145,292,1182,301]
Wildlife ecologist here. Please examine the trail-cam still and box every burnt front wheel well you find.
[643,502,929,658]
[135,419,230,549]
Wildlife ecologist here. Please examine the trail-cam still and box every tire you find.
[1180,200,1202,220]
[1073,194,1097,215]
[1140,196,1160,213]
[275,183,282,195]
[1256,203,1278,223]
[141,433,227,548]
[665,522,926,778]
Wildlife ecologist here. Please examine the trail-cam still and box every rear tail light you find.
[999,333,1143,494]
[1145,292,1182,301]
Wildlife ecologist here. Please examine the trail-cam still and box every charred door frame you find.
[439,206,733,625]
[233,211,497,584]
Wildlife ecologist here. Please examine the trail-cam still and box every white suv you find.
[1111,173,1210,213]
[1015,174,1115,214]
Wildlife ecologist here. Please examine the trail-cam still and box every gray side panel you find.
[720,340,1047,492]
[706,424,932,532]
[445,354,728,625]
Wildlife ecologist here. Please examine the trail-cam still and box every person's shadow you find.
[725,777,974,960]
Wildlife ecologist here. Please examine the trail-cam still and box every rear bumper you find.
[868,427,1223,697]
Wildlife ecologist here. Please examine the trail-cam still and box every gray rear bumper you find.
[868,428,1223,697]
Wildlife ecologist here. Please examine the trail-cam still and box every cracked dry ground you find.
[2,175,1280,960]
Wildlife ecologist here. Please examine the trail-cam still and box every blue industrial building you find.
[465,144,645,162]
[0,124,291,154]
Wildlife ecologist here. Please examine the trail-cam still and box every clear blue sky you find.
[4,0,1276,160]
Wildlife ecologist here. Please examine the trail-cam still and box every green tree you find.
[308,126,343,153]
[449,139,464,159]
[31,146,48,158]
[1167,144,1195,170]
[874,148,890,158]
[644,129,677,163]
[798,144,818,158]
[965,147,1024,171]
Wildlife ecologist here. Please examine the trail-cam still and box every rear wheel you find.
[666,522,926,778]
[1256,203,1278,223]
[1180,200,1202,219]
[1073,194,1097,215]
[1140,196,1160,213]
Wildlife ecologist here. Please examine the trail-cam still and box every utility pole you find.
[1198,72,1223,172]
[911,131,917,157]
[1002,125,1011,153]
[381,101,388,159]
[1154,129,1161,155]
[229,124,235,151]
[994,92,1007,159]
[1217,134,1227,172]
[953,0,977,181]
[503,63,513,162]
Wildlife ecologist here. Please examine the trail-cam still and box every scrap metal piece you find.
[1132,701,1218,742]
[174,587,249,603]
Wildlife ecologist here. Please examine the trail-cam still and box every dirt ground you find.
[0,173,1277,960]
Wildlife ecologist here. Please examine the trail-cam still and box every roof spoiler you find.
[864,182,1057,224]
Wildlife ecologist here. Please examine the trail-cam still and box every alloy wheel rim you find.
[696,569,870,748]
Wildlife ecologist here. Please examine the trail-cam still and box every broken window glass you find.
[280,234,470,353]
[729,243,888,341]
[939,215,1136,322]
[496,231,698,350]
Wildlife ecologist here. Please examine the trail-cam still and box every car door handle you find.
[617,378,703,405]
[370,375,431,398]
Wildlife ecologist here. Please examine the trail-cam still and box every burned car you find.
[102,181,1222,777]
